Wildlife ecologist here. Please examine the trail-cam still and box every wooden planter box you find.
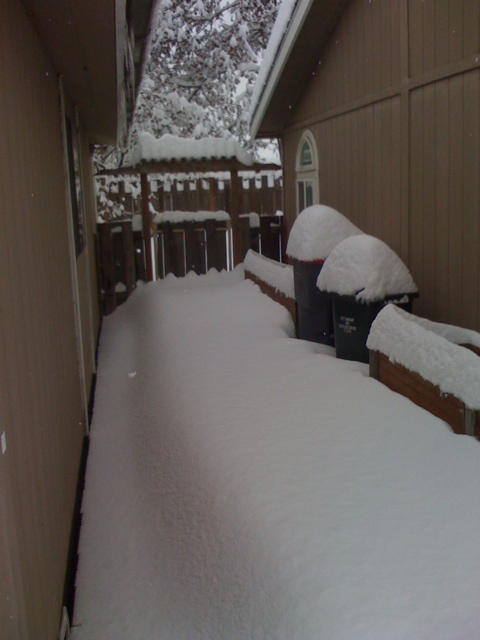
[244,270,296,325]
[369,351,479,438]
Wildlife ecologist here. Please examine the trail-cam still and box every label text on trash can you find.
[339,316,357,334]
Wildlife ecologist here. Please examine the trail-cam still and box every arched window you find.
[295,130,319,215]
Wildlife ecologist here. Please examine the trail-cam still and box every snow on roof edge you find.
[249,0,307,138]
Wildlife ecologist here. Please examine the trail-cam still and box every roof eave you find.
[251,0,349,139]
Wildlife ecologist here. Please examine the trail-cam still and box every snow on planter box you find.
[286,205,363,345]
[243,249,296,323]
[317,234,418,363]
[367,304,480,438]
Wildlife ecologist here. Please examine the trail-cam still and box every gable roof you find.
[250,0,349,139]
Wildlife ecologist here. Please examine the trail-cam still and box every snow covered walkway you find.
[72,269,480,640]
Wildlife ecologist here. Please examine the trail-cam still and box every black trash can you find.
[330,293,417,363]
[293,259,334,345]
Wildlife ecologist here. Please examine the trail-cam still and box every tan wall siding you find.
[0,0,92,636]
[409,70,480,329]
[283,0,480,331]
[77,128,101,397]
[292,0,403,124]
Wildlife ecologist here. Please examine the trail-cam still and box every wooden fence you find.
[157,219,229,279]
[97,214,283,314]
[97,173,283,221]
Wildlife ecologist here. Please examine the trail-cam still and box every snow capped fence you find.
[243,250,296,324]
[96,173,283,221]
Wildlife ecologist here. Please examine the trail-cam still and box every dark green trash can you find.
[287,205,363,346]
[330,293,416,363]
[293,260,334,345]
[317,234,419,363]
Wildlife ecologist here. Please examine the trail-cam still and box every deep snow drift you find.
[72,270,480,640]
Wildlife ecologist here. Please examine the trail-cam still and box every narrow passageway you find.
[72,269,480,640]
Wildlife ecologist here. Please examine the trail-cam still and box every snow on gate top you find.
[130,132,256,167]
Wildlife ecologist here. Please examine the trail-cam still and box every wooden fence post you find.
[141,173,154,281]
[208,178,215,212]
[230,169,242,266]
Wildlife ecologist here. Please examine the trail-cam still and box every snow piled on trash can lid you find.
[317,235,418,302]
[367,305,480,409]
[286,205,363,261]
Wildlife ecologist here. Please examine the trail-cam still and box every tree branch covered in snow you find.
[95,0,280,170]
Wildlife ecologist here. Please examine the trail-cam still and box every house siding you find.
[282,0,480,331]
[0,0,100,636]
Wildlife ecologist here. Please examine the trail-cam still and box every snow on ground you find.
[73,270,480,640]
[317,234,418,302]
[286,205,362,262]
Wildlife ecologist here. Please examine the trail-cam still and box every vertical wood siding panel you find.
[434,80,451,323]
[409,89,424,305]
[356,108,368,232]
[448,0,464,62]
[390,96,403,257]
[373,102,383,238]
[421,83,437,318]
[409,0,424,77]
[372,1,383,92]
[463,0,480,58]
[363,1,375,96]
[390,0,402,85]
[1,0,87,636]
[462,70,479,329]
[447,74,465,325]
[422,0,436,72]
[434,0,450,68]
[364,105,375,235]
[381,100,393,248]
[380,0,392,88]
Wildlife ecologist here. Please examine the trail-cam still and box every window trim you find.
[295,130,319,214]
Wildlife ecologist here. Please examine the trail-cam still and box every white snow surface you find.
[367,304,480,409]
[240,212,261,228]
[154,210,231,224]
[130,132,255,167]
[73,270,480,640]
[243,249,294,298]
[317,234,418,302]
[132,210,230,231]
[286,205,363,261]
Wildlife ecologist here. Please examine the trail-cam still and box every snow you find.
[132,210,231,230]
[240,212,260,228]
[130,132,255,167]
[317,234,418,302]
[72,271,480,640]
[367,304,480,409]
[286,204,363,261]
[243,249,294,298]
[154,210,231,224]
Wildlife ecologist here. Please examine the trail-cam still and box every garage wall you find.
[282,0,480,331]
